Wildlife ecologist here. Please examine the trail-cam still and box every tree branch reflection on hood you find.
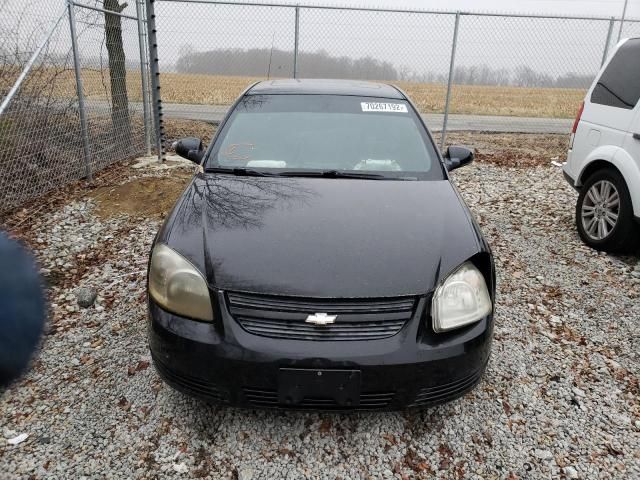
[175,174,316,231]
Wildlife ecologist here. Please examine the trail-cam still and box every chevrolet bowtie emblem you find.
[305,313,337,326]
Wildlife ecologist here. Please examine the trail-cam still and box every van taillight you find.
[572,101,584,134]
[569,101,584,150]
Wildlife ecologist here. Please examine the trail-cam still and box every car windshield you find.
[206,94,443,180]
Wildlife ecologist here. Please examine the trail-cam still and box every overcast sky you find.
[144,0,640,79]
[213,0,636,18]
[11,0,637,22]
[4,0,640,83]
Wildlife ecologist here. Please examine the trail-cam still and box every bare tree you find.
[103,0,131,144]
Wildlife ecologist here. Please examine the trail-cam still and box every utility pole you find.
[617,0,629,43]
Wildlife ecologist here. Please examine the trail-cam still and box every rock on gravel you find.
[564,465,580,479]
[237,467,254,480]
[0,162,638,479]
[75,287,97,308]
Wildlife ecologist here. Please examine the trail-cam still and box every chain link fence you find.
[73,2,152,172]
[2,0,640,211]
[451,14,613,119]
[0,0,152,212]
[149,0,640,146]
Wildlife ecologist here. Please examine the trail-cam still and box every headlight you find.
[431,261,492,332]
[148,243,214,322]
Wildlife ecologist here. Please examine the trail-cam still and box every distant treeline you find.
[413,65,594,89]
[176,47,595,89]
[176,48,398,80]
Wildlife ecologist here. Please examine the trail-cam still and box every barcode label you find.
[361,102,408,113]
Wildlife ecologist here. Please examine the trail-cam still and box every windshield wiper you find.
[204,167,277,177]
[206,168,408,180]
[278,170,388,180]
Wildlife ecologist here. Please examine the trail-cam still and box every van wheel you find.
[576,168,638,253]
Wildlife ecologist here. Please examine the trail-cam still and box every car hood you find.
[163,173,485,298]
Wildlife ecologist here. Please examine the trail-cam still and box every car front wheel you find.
[576,168,638,253]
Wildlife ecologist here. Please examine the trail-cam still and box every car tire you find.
[576,168,639,253]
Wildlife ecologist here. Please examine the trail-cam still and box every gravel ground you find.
[1,157,639,479]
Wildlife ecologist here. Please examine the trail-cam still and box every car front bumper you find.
[148,293,493,411]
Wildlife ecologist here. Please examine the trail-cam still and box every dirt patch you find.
[441,132,569,168]
[88,171,193,219]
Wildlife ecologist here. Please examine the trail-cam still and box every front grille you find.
[243,387,395,410]
[153,355,228,403]
[407,368,484,408]
[227,292,417,341]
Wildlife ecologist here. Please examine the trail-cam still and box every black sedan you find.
[147,79,495,411]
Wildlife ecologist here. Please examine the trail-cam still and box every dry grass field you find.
[150,73,585,118]
[3,68,586,118]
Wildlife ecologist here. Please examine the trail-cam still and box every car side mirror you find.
[443,146,474,171]
[173,137,204,164]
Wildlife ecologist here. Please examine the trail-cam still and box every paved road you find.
[156,102,572,134]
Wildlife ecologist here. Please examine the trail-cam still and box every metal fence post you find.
[293,5,300,78]
[617,0,629,43]
[146,0,164,162]
[68,0,92,181]
[136,0,152,156]
[601,17,615,66]
[441,11,460,151]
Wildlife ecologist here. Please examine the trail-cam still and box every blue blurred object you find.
[0,231,46,389]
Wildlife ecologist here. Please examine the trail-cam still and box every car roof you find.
[247,79,405,99]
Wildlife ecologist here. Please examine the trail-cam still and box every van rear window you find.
[591,38,640,109]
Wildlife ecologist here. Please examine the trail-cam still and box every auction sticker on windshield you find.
[361,102,408,113]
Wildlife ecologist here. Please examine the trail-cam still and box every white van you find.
[564,37,640,253]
